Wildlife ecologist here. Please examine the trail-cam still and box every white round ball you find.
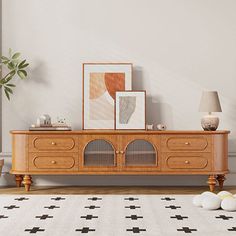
[202,195,222,210]
[193,195,202,207]
[217,191,233,199]
[201,191,216,197]
[221,197,236,211]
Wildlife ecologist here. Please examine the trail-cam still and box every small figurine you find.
[146,124,154,130]
[157,124,167,131]
[36,114,52,127]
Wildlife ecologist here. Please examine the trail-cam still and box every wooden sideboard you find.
[10,130,230,192]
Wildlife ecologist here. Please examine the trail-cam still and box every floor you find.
[0,186,236,195]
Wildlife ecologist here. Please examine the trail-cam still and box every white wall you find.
[1,0,236,186]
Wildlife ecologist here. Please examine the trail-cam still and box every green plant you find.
[0,48,29,100]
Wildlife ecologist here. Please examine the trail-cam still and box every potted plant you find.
[0,48,29,100]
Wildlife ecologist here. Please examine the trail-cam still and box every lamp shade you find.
[199,91,222,112]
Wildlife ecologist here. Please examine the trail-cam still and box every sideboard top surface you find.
[10,130,230,135]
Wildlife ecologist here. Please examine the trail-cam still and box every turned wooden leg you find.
[217,174,226,190]
[15,175,23,187]
[22,175,32,192]
[207,175,217,192]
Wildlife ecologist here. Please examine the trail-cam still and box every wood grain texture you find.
[10,130,230,192]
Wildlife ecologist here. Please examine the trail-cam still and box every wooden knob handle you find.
[185,142,190,145]
[120,151,124,154]
[51,142,56,145]
[115,151,119,154]
[51,160,56,164]
[185,160,190,164]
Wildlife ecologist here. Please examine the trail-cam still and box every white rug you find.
[0,195,235,236]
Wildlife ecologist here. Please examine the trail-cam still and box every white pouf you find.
[217,191,233,199]
[193,195,202,207]
[221,197,236,211]
[202,195,222,210]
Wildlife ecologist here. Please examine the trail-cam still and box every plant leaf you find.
[12,52,21,59]
[4,88,10,100]
[5,86,13,94]
[7,62,15,70]
[18,59,26,67]
[17,70,27,79]
[1,56,9,61]
[19,63,29,69]
[6,83,16,87]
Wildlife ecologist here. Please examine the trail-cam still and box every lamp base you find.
[201,115,219,131]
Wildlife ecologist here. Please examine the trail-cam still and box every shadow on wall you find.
[133,66,174,129]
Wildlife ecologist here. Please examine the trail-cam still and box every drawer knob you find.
[185,160,190,164]
[115,151,119,154]
[120,151,124,154]
[51,160,56,164]
[185,142,190,145]
[51,142,56,145]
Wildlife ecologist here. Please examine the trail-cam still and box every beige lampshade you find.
[199,91,222,112]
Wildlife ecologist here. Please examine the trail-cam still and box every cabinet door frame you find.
[120,135,161,171]
[79,134,119,172]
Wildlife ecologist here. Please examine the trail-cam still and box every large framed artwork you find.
[115,90,146,130]
[83,63,132,129]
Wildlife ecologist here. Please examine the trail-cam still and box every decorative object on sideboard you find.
[30,115,71,131]
[146,124,154,130]
[115,90,146,130]
[157,124,167,131]
[199,91,222,131]
[0,48,30,100]
[83,63,132,129]
[36,114,52,127]
[0,159,4,176]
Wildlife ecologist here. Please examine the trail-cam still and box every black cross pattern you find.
[51,197,66,201]
[36,215,53,220]
[4,205,20,210]
[171,215,188,220]
[88,197,102,201]
[125,205,141,209]
[85,205,100,209]
[75,227,95,233]
[177,227,197,233]
[126,215,143,220]
[165,205,181,210]
[161,197,175,201]
[25,227,45,234]
[81,215,98,220]
[14,197,29,201]
[127,227,146,233]
[44,205,60,210]
[124,197,139,201]
[0,215,8,219]
[228,227,236,231]
[215,215,233,220]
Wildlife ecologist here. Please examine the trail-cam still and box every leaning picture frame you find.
[115,90,146,130]
[83,63,132,129]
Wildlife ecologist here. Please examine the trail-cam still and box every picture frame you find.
[115,90,146,130]
[83,63,132,129]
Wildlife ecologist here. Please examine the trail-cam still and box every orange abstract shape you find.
[89,73,106,99]
[104,73,125,100]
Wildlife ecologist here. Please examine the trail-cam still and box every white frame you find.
[115,91,146,130]
[83,63,132,129]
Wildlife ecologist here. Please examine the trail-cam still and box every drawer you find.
[161,135,211,152]
[162,153,211,171]
[29,153,78,171]
[29,135,78,152]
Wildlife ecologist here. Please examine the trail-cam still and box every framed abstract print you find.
[115,91,146,130]
[83,63,132,129]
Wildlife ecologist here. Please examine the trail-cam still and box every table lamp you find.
[199,91,222,131]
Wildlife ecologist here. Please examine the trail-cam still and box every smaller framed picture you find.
[115,91,146,130]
